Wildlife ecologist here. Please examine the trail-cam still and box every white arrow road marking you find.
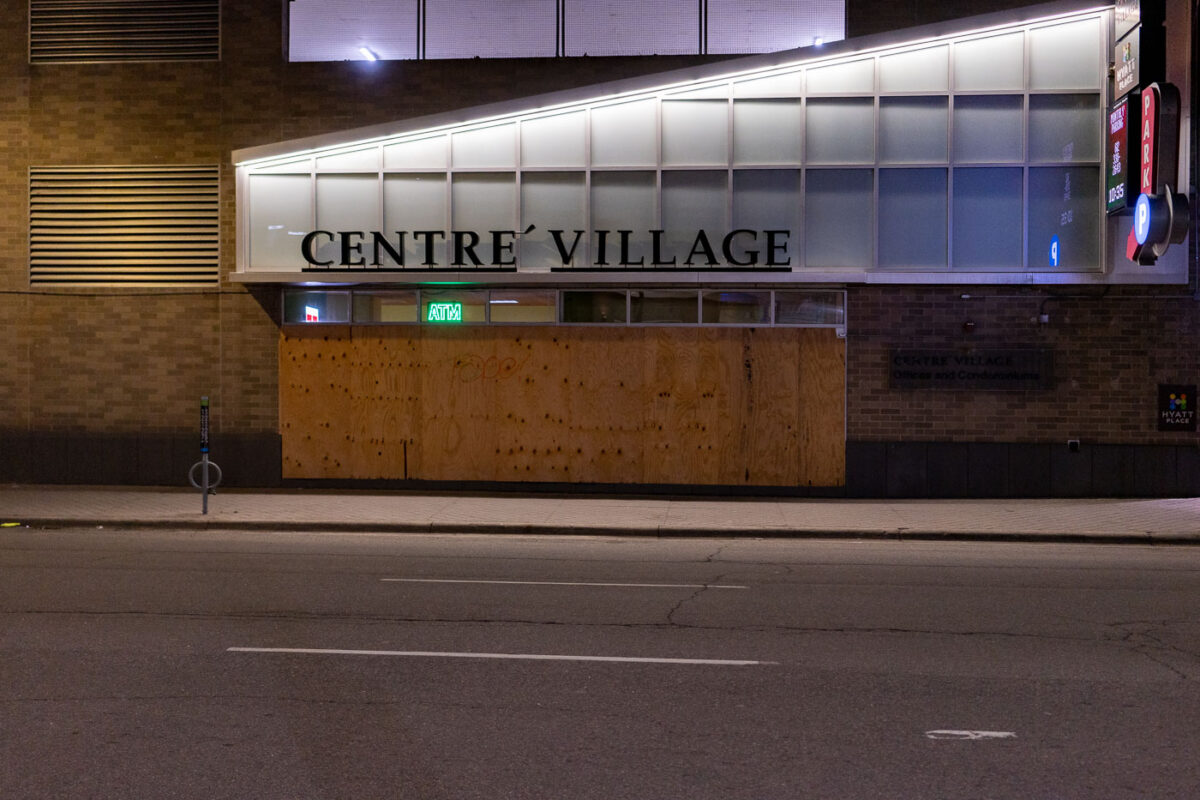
[228,647,774,666]
[925,730,1017,741]
[381,578,747,589]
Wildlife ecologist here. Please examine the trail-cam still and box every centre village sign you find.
[299,226,794,269]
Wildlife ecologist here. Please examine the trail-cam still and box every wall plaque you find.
[890,350,1053,390]
[1115,0,1140,42]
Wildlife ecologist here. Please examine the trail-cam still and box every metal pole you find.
[200,396,210,515]
[189,396,222,513]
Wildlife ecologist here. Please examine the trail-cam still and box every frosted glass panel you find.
[879,97,947,163]
[806,98,873,164]
[521,112,586,168]
[734,70,802,96]
[317,174,379,232]
[521,173,586,269]
[1029,95,1100,162]
[662,172,727,266]
[253,158,312,174]
[317,147,379,171]
[662,101,728,166]
[709,0,844,54]
[954,96,1023,163]
[953,168,1023,268]
[565,0,697,56]
[426,0,555,58]
[878,169,947,268]
[289,0,418,62]
[734,100,802,165]
[452,124,516,169]
[451,174,516,267]
[1028,166,1100,268]
[249,174,312,269]
[954,32,1024,91]
[383,136,447,169]
[878,46,947,93]
[733,170,800,267]
[452,173,516,238]
[668,84,729,100]
[807,59,873,94]
[316,177,380,266]
[383,174,447,266]
[1029,18,1101,90]
[590,172,655,267]
[805,169,872,267]
[591,99,657,167]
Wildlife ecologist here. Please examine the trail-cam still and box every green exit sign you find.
[427,302,463,323]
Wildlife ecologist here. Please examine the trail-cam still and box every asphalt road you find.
[2,528,1198,799]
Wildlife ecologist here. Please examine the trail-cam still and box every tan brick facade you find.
[1,0,1196,493]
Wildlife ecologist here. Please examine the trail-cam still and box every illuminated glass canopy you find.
[236,3,1185,286]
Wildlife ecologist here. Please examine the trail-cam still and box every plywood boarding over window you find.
[280,326,845,486]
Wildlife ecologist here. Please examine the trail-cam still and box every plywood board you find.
[564,328,644,484]
[280,324,845,487]
[280,326,352,479]
[797,328,847,486]
[642,328,703,484]
[346,327,421,479]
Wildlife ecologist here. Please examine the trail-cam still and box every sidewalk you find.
[2,485,1199,543]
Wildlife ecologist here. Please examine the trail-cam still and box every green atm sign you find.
[427,302,463,323]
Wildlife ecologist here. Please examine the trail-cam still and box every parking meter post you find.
[189,396,222,515]
[200,397,210,515]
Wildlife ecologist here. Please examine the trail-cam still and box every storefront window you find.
[775,292,844,325]
[561,291,628,323]
[353,291,418,323]
[631,290,698,324]
[421,290,487,323]
[489,291,556,323]
[702,291,771,324]
[285,288,845,328]
[284,291,351,324]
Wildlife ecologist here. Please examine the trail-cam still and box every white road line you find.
[925,730,1017,740]
[227,647,774,666]
[380,578,747,589]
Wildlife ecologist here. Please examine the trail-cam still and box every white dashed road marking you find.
[925,730,1017,740]
[381,578,747,589]
[228,647,774,666]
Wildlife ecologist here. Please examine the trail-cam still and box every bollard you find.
[188,396,223,514]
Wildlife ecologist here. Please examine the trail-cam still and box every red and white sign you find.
[1140,84,1158,194]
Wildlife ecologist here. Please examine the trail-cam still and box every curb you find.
[8,518,1200,544]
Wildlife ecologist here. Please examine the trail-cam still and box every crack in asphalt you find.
[662,545,736,625]
[0,607,1163,642]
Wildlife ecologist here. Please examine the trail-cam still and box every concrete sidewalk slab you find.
[1,485,1198,543]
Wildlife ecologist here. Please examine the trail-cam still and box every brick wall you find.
[0,0,728,450]
[847,286,1200,445]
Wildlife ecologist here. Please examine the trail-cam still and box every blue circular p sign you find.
[1134,192,1153,245]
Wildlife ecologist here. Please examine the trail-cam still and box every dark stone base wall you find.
[6,430,1198,498]
[0,431,281,488]
[847,441,1200,498]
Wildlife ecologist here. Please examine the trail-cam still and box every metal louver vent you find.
[30,0,219,63]
[30,165,220,287]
